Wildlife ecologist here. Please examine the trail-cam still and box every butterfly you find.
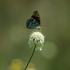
[26,10,41,29]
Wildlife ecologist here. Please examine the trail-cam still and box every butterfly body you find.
[26,11,41,29]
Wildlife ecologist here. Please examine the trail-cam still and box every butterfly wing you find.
[26,17,40,29]
[26,11,41,29]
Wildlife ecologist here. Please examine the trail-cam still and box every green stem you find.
[24,45,36,70]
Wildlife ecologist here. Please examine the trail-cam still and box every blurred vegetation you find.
[0,0,70,70]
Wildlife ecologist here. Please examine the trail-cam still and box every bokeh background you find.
[0,0,70,70]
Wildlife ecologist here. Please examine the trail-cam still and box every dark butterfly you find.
[26,10,41,29]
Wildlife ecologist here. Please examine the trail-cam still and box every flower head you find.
[28,31,44,51]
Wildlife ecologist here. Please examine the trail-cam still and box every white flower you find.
[28,31,45,51]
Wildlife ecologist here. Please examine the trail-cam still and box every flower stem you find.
[24,45,36,70]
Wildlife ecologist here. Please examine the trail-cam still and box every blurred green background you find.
[0,0,70,70]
